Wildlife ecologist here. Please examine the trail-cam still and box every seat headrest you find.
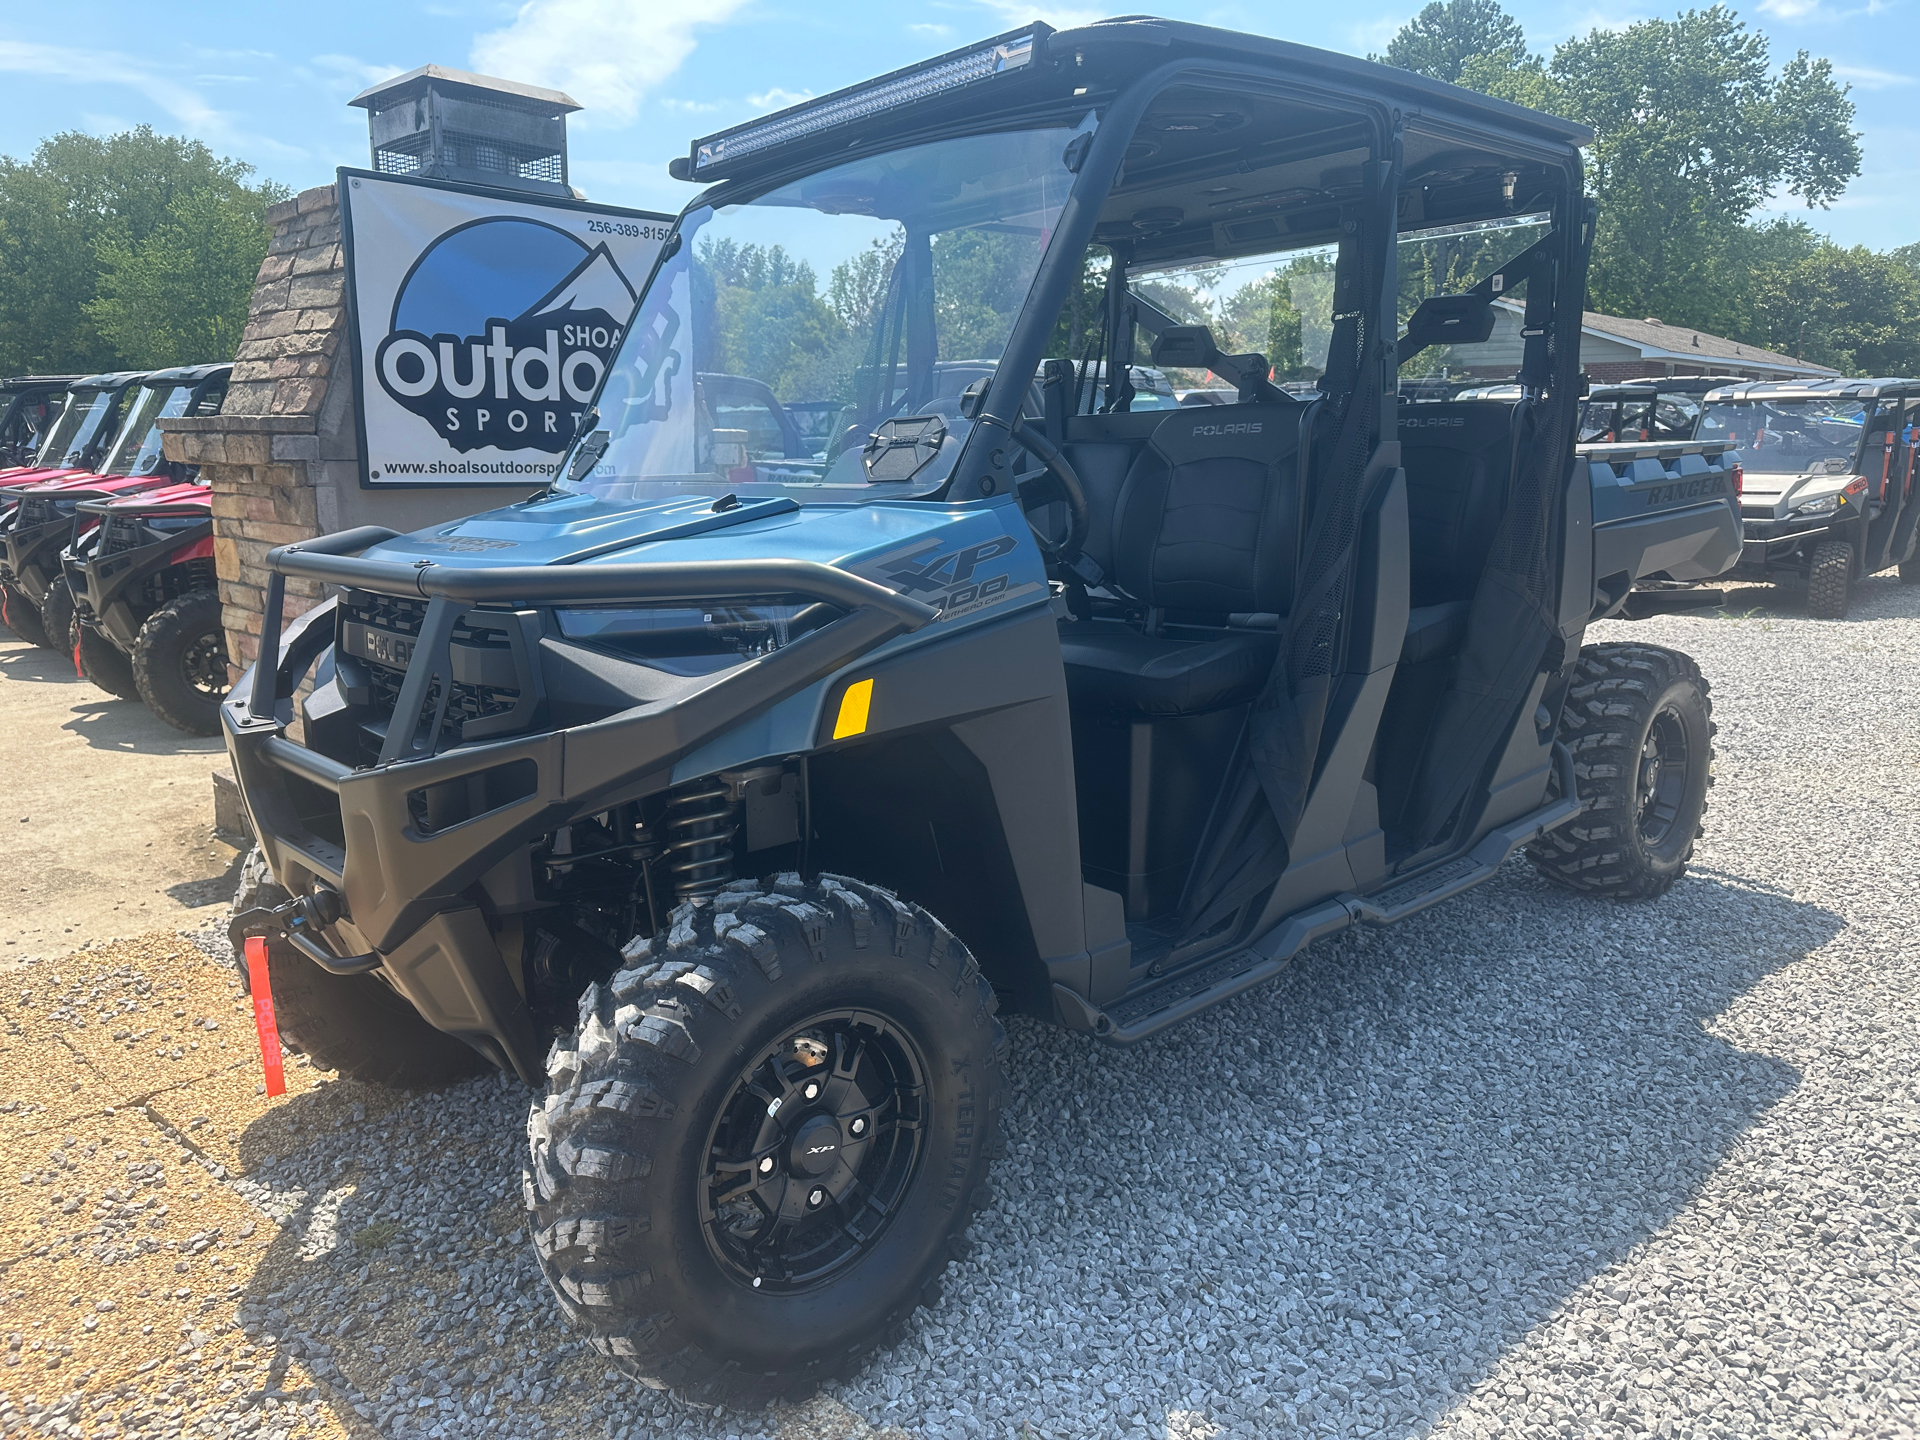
[1149,325,1219,369]
[1149,402,1293,466]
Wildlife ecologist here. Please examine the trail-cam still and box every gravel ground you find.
[5,573,1919,1440]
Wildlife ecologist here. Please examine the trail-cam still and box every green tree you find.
[695,238,845,400]
[826,233,903,336]
[1387,2,1863,343]
[1551,8,1859,330]
[87,186,273,367]
[1380,0,1532,84]
[0,126,285,372]
[1748,243,1920,376]
[1220,275,1309,378]
[931,229,1043,361]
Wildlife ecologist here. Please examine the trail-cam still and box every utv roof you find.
[678,16,1592,186]
[1703,377,1920,403]
[136,363,233,386]
[1588,375,1749,400]
[1,375,83,389]
[71,371,151,390]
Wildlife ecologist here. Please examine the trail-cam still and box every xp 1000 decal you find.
[341,170,671,486]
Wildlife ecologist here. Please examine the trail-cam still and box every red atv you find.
[0,370,149,642]
[2,366,226,659]
[60,364,231,728]
[0,376,81,470]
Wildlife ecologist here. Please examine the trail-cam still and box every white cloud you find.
[0,39,230,137]
[748,87,813,110]
[910,22,954,36]
[1832,64,1913,89]
[1756,0,1822,16]
[470,0,752,125]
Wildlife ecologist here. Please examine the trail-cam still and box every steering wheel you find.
[1010,420,1090,565]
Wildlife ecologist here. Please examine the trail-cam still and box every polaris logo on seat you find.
[1191,422,1262,437]
[1403,416,1466,428]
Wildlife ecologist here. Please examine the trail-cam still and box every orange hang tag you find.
[245,936,287,1098]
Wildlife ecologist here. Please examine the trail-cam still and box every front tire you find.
[2,583,48,646]
[77,622,141,700]
[1527,644,1714,900]
[229,848,491,1089]
[134,590,228,734]
[525,874,1006,1406]
[1806,539,1853,618]
[1899,555,1920,584]
[39,576,75,656]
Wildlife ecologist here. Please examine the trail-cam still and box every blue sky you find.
[0,0,1913,250]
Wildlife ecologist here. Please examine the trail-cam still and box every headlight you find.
[1794,476,1868,517]
[556,597,844,676]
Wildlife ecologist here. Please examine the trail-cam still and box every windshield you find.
[102,384,192,476]
[562,122,1090,502]
[1578,393,1703,443]
[35,387,121,470]
[1699,398,1866,476]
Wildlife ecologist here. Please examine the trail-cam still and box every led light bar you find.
[688,27,1049,178]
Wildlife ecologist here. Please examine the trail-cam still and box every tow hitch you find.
[228,883,382,976]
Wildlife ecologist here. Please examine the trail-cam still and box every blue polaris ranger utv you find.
[226,18,1740,1403]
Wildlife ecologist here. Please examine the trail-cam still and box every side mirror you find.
[567,430,611,482]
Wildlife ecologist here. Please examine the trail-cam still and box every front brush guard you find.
[224,525,938,1080]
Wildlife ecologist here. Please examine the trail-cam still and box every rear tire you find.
[1899,555,1920,584]
[39,576,75,656]
[525,874,1006,1406]
[1527,643,1714,901]
[2,583,48,646]
[134,590,228,734]
[1806,539,1853,618]
[229,848,491,1089]
[77,623,141,700]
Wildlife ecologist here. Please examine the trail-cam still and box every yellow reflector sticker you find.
[832,678,874,740]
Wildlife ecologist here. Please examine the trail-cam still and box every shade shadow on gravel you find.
[203,861,1839,1440]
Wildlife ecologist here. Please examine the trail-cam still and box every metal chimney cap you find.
[348,65,581,115]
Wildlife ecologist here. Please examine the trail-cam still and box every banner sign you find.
[339,168,671,487]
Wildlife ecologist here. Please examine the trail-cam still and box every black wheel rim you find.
[1635,704,1691,845]
[182,632,228,699]
[699,1008,928,1293]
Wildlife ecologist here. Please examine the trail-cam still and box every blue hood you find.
[365,490,801,568]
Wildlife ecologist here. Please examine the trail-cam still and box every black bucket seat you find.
[1060,402,1305,715]
[1395,400,1518,662]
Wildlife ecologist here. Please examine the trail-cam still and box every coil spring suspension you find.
[663,777,739,903]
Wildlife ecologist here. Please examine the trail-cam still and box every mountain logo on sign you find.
[374,217,639,455]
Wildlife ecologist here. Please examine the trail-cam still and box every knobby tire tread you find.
[1806,540,1852,619]
[134,590,226,735]
[524,873,1007,1408]
[1526,643,1714,901]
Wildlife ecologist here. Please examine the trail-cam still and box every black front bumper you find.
[226,526,936,1079]
[1734,510,1861,575]
[69,504,214,650]
[2,515,76,603]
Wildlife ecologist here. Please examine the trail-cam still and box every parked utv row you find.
[0,364,231,732]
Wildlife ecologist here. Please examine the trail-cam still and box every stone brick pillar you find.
[160,183,348,679]
[161,179,542,680]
